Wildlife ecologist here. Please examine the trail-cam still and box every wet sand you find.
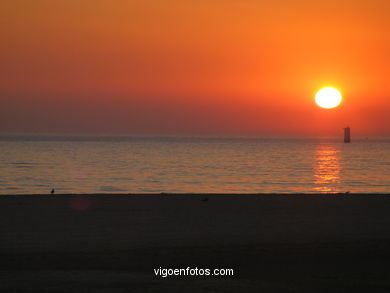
[1,194,390,292]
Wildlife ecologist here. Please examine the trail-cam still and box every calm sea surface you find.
[0,136,389,194]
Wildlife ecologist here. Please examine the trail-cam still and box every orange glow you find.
[0,0,390,136]
[314,145,341,193]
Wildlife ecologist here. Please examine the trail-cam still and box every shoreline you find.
[2,192,390,196]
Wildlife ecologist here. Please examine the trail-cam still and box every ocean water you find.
[0,136,389,194]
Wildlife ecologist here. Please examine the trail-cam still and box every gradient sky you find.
[1,0,389,136]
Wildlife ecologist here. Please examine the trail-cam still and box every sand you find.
[1,194,390,292]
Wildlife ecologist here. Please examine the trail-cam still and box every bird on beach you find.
[51,189,55,194]
[201,197,209,202]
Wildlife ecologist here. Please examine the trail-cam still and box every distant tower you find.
[344,127,351,143]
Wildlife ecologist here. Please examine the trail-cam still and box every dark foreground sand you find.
[1,194,390,292]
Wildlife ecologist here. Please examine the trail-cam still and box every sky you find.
[1,0,389,136]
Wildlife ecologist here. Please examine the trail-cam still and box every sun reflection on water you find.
[314,145,341,193]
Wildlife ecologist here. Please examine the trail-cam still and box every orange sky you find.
[1,0,389,136]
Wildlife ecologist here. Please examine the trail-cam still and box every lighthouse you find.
[344,127,351,143]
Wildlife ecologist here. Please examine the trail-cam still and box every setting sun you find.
[315,87,342,109]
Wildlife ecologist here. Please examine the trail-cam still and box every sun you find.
[315,87,342,109]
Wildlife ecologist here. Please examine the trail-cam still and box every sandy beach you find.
[1,194,390,292]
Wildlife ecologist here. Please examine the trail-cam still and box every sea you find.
[0,136,389,194]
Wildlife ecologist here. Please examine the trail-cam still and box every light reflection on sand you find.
[314,145,341,193]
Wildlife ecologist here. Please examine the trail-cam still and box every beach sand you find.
[1,194,390,292]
